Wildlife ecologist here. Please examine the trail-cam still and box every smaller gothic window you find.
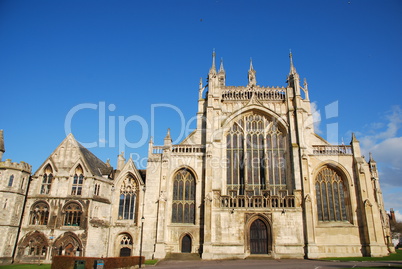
[41,173,53,194]
[315,166,349,222]
[29,202,49,225]
[94,183,100,196]
[118,175,138,220]
[63,203,82,226]
[71,166,84,195]
[8,175,14,187]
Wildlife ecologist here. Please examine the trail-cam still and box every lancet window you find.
[226,113,287,195]
[71,165,84,195]
[29,202,50,225]
[315,166,349,222]
[40,165,53,194]
[118,175,138,220]
[8,175,14,187]
[172,169,195,224]
[63,202,82,226]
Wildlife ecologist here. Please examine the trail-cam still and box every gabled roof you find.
[34,133,111,177]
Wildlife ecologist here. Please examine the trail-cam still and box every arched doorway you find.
[117,233,133,257]
[181,235,192,253]
[250,219,269,254]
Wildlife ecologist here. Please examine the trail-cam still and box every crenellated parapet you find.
[221,86,286,101]
[0,159,32,173]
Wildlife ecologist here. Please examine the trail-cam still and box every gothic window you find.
[71,165,84,195]
[8,175,14,187]
[226,113,287,195]
[29,202,50,225]
[118,175,138,220]
[315,166,349,222]
[94,183,100,196]
[172,169,195,224]
[63,202,82,226]
[41,165,53,194]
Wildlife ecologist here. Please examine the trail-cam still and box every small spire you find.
[0,130,4,154]
[219,58,225,72]
[210,49,216,73]
[303,78,308,90]
[289,50,297,74]
[165,128,171,139]
[369,152,374,162]
[249,57,254,71]
[351,132,359,143]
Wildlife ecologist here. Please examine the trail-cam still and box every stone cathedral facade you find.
[0,53,394,264]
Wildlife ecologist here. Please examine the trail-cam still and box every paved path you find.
[153,259,402,269]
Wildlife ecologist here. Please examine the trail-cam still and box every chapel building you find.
[0,53,394,264]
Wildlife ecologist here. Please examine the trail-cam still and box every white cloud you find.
[359,106,402,187]
[394,210,402,222]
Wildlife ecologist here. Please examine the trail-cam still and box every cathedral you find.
[0,53,394,264]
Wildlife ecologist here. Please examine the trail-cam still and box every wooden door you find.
[250,219,268,254]
[181,235,191,253]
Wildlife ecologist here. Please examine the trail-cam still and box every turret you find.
[0,130,4,162]
[368,152,378,179]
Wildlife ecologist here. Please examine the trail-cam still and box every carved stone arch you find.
[221,105,289,136]
[171,165,198,183]
[245,214,272,255]
[179,233,194,253]
[52,232,83,257]
[62,201,84,226]
[43,163,54,174]
[17,231,49,259]
[29,200,50,225]
[313,160,352,187]
[116,232,134,257]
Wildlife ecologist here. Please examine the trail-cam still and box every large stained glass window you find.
[226,113,287,195]
[315,166,349,222]
[172,169,195,224]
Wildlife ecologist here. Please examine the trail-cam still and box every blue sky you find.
[1,0,401,218]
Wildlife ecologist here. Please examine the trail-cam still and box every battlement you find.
[221,86,286,101]
[0,159,32,173]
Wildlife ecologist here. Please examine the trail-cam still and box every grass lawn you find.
[322,249,402,262]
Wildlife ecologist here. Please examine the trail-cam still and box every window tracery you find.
[41,165,53,194]
[118,175,138,220]
[63,202,82,226]
[71,165,84,195]
[315,166,349,222]
[172,169,195,224]
[29,202,49,225]
[226,113,287,195]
